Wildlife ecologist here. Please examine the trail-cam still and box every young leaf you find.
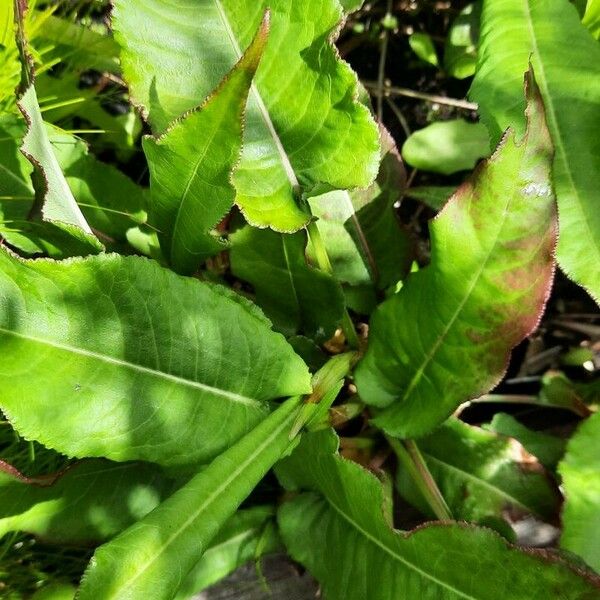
[470,0,600,302]
[395,418,560,524]
[401,119,490,175]
[408,33,439,67]
[0,251,311,466]
[355,71,557,438]
[486,412,566,470]
[17,84,103,254]
[559,412,600,572]
[0,460,171,544]
[112,0,380,231]
[276,429,599,599]
[173,506,280,599]
[142,14,268,274]
[444,2,481,79]
[77,396,303,600]
[230,225,345,341]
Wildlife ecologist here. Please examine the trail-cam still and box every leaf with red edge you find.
[355,69,557,439]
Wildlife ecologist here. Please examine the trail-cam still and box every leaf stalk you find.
[387,436,452,521]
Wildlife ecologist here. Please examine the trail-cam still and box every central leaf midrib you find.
[108,403,298,599]
[424,453,539,517]
[325,495,476,599]
[0,326,262,408]
[520,0,600,269]
[399,189,512,405]
[213,0,300,189]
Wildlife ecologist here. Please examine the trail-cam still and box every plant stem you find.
[306,219,360,349]
[387,436,452,521]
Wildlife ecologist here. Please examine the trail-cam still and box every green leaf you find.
[307,190,371,286]
[409,33,439,67]
[77,396,303,600]
[30,583,76,600]
[276,429,599,599]
[48,128,147,242]
[583,0,600,39]
[173,506,281,599]
[486,412,567,470]
[396,418,560,524]
[112,0,380,231]
[142,15,268,274]
[0,251,311,466]
[36,14,120,74]
[355,72,557,438]
[230,225,345,342]
[307,128,412,291]
[405,185,457,211]
[0,459,171,544]
[470,0,600,302]
[401,119,490,175]
[339,0,365,13]
[444,2,481,79]
[17,83,103,254]
[0,115,146,253]
[559,412,600,572]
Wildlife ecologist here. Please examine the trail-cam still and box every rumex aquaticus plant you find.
[0,0,599,598]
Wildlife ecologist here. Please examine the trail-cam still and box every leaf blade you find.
[0,251,311,466]
[112,0,380,231]
[276,429,599,599]
[559,412,600,572]
[470,0,600,302]
[355,71,557,438]
[77,396,303,600]
[143,13,268,273]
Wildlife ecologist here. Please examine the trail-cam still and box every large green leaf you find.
[470,0,600,302]
[142,15,267,274]
[230,225,345,341]
[173,506,280,599]
[355,72,557,438]
[276,429,599,599]
[112,0,380,231]
[0,460,171,544]
[396,417,560,524]
[559,412,600,573]
[0,251,311,466]
[77,396,303,600]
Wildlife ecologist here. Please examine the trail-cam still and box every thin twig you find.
[385,97,411,138]
[376,0,394,121]
[364,80,478,111]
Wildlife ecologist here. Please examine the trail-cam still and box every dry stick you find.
[387,436,452,521]
[364,80,478,111]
